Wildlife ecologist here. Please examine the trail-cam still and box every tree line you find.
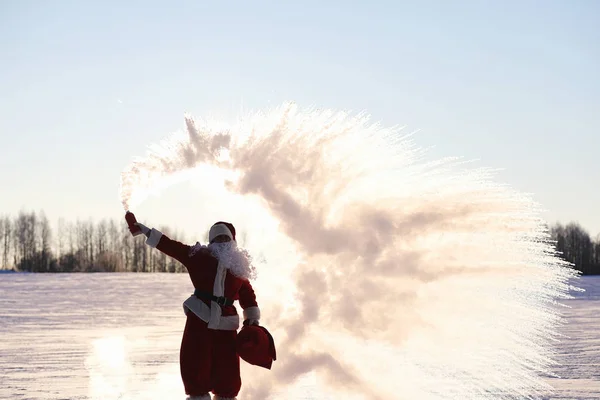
[551,222,600,275]
[0,210,191,273]
[0,210,599,274]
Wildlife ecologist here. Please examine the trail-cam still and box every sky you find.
[1,0,599,238]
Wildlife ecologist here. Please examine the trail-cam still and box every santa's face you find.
[211,235,231,244]
[208,236,237,256]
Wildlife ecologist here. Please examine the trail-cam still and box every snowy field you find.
[0,272,598,400]
[544,275,600,399]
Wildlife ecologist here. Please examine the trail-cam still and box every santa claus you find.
[126,212,261,400]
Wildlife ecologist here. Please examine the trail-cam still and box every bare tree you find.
[12,215,21,267]
[3,216,11,269]
[14,211,29,270]
[120,221,133,272]
[87,219,95,269]
[10,211,41,271]
[26,211,37,266]
[132,235,143,272]
[107,219,123,271]
[68,220,75,255]
[59,219,80,273]
[0,217,7,269]
[593,234,600,274]
[97,219,108,256]
[75,219,88,271]
[57,217,66,263]
[37,211,52,272]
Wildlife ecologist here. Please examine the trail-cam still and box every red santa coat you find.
[146,228,260,330]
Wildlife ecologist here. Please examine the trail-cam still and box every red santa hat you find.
[209,221,236,242]
[236,323,277,369]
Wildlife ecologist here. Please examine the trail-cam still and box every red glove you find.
[125,212,143,237]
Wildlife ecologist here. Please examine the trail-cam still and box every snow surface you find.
[544,276,600,399]
[0,273,597,399]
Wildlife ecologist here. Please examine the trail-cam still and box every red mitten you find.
[125,212,143,236]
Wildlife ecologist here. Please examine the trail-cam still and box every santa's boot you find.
[213,396,237,400]
[186,394,211,400]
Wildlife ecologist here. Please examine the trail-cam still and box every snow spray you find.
[119,102,579,399]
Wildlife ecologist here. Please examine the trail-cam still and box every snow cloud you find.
[120,103,576,399]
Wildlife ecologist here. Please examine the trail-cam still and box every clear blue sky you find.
[1,0,599,237]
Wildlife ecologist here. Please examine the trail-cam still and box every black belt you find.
[193,289,234,306]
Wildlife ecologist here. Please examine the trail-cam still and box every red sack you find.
[236,324,276,369]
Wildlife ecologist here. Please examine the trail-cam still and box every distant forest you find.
[0,211,190,273]
[0,210,599,274]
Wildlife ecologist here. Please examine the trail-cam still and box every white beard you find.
[189,241,257,281]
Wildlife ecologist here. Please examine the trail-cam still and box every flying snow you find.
[119,102,578,399]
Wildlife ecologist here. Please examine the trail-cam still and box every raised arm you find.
[145,227,191,265]
[129,215,191,265]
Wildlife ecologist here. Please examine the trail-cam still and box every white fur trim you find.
[209,224,233,242]
[243,306,260,320]
[182,248,244,331]
[213,262,226,298]
[207,258,230,329]
[146,228,162,248]
[183,296,240,330]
